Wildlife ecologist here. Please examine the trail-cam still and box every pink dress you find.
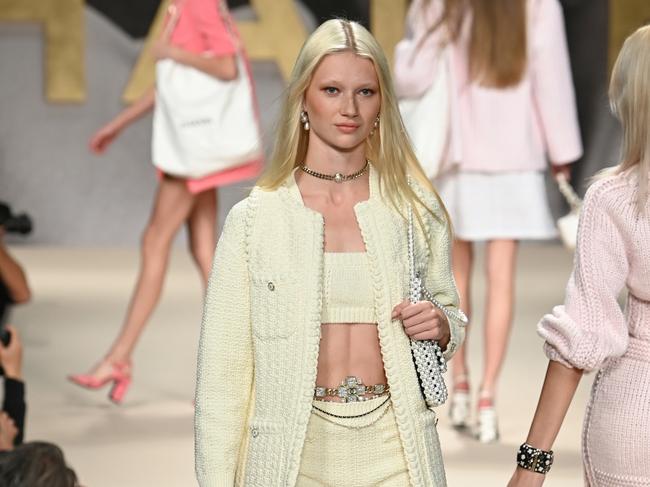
[538,171,650,486]
[161,0,263,194]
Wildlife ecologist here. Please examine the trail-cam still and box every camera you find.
[0,280,12,347]
[0,202,33,235]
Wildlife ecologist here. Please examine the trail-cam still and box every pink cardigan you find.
[394,0,583,173]
[538,171,650,371]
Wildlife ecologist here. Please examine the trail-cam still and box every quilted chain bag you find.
[407,206,468,409]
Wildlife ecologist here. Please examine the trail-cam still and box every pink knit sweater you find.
[538,171,650,371]
[538,170,650,485]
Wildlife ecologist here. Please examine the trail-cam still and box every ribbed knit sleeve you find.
[418,187,465,361]
[538,179,630,371]
[195,201,253,486]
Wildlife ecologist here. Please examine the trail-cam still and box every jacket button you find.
[251,427,259,438]
[267,282,275,291]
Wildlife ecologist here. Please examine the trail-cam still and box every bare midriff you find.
[315,323,387,401]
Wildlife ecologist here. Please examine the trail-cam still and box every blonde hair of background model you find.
[257,18,450,228]
[423,0,527,87]
[605,24,650,211]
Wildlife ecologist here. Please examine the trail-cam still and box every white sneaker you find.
[449,390,470,429]
[476,406,499,443]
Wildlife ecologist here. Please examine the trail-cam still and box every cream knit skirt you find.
[297,396,410,486]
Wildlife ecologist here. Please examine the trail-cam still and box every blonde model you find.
[508,26,650,486]
[194,19,466,487]
[69,0,261,403]
[394,0,583,442]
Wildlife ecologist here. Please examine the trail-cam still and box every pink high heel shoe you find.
[68,361,132,404]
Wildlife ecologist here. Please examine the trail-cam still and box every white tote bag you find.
[397,44,451,180]
[152,2,262,179]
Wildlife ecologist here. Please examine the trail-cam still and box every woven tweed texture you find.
[321,252,376,323]
[297,401,410,486]
[194,167,464,487]
[537,171,650,485]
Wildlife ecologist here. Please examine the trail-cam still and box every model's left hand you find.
[550,162,572,182]
[392,299,450,342]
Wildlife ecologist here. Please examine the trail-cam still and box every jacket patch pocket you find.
[244,419,285,486]
[250,274,296,339]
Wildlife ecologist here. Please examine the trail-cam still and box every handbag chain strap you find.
[407,203,468,325]
[407,205,447,408]
[217,0,242,52]
[556,173,582,212]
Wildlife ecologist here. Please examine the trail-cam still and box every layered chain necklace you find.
[300,160,369,183]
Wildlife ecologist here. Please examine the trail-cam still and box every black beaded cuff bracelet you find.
[516,443,554,474]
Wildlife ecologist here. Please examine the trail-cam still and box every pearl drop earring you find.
[300,111,310,131]
[370,116,380,136]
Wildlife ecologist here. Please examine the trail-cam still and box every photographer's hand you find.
[0,325,23,380]
[0,412,17,451]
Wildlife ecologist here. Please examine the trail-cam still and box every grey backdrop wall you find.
[0,6,313,245]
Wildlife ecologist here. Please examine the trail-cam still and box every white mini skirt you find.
[435,169,558,241]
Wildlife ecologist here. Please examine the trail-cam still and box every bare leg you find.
[479,239,518,403]
[187,188,218,288]
[102,176,197,365]
[450,239,473,387]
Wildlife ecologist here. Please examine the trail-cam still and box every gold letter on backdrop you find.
[0,0,84,102]
[609,0,650,71]
[371,0,407,68]
[0,0,410,103]
[123,0,308,102]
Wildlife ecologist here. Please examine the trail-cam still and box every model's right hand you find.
[89,122,121,154]
[507,468,546,487]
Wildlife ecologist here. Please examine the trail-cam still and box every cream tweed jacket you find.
[195,167,465,487]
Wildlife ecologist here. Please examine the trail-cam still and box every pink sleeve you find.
[393,0,447,98]
[537,180,630,371]
[187,0,236,57]
[530,0,583,164]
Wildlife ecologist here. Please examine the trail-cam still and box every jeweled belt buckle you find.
[336,376,367,402]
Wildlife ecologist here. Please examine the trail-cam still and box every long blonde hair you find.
[424,0,527,88]
[607,25,650,212]
[258,19,448,226]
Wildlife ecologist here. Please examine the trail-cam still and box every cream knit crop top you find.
[321,252,377,324]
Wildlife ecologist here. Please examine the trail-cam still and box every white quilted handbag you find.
[396,43,451,180]
[556,173,582,250]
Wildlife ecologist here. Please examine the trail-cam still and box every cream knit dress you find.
[538,171,650,486]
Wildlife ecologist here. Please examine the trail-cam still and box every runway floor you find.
[8,243,590,486]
